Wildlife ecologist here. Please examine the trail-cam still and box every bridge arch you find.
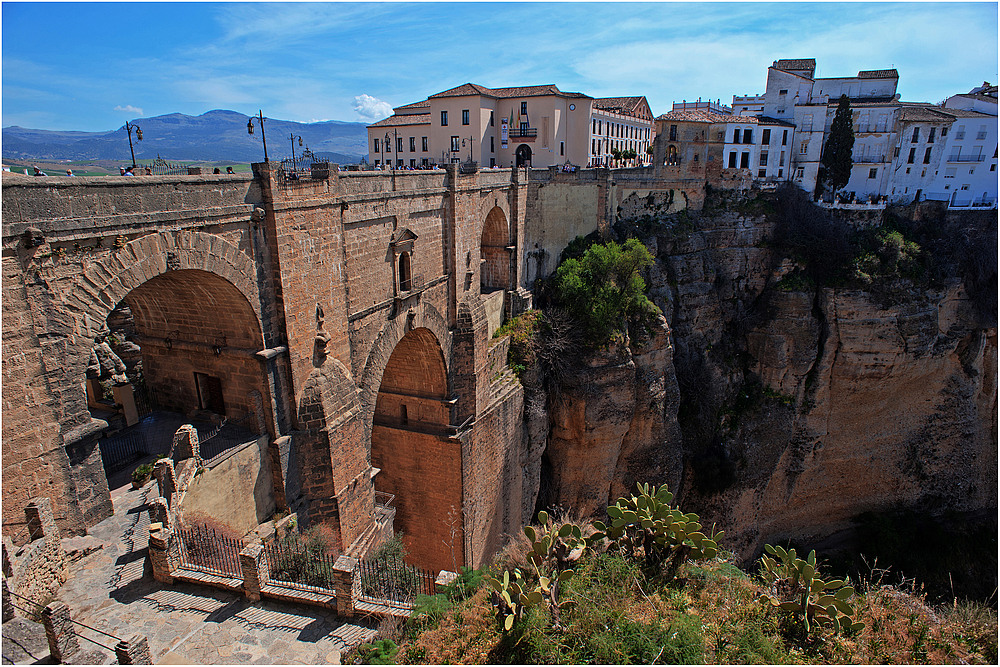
[369,326,463,572]
[480,206,510,293]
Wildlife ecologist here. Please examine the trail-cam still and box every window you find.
[422,137,428,152]
[911,127,920,143]
[800,141,808,154]
[778,168,783,177]
[490,111,494,127]
[400,405,408,426]
[490,158,496,168]
[782,130,788,146]
[740,152,750,168]
[743,129,752,144]
[669,124,677,141]
[441,110,448,126]
[409,137,415,152]
[868,168,878,179]
[450,136,460,152]
[759,152,768,166]
[955,126,965,140]
[762,129,771,144]
[421,158,428,167]
[779,89,788,95]
[923,147,932,164]
[795,167,804,178]
[944,167,956,178]
[396,137,403,152]
[560,141,564,156]
[779,151,785,166]
[961,184,970,190]
[374,138,380,153]
[520,101,527,115]
[941,127,948,137]
[991,164,996,171]
[733,129,741,143]
[462,109,470,125]
[893,146,901,159]
[490,136,495,152]
[398,252,411,291]
[397,159,403,167]
[907,147,915,164]
[728,152,737,168]
[976,125,987,140]
[409,159,415,168]
[928,127,936,143]
[758,168,767,178]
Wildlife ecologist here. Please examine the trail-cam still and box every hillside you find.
[1,110,369,162]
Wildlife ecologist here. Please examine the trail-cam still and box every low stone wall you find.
[2,498,67,617]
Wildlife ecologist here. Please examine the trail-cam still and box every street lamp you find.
[383,132,389,169]
[247,110,269,163]
[124,121,142,168]
[289,134,303,168]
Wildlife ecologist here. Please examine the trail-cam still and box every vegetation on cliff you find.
[349,490,997,665]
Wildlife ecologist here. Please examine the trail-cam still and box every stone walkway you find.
[43,481,377,664]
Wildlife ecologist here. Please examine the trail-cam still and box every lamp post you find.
[289,134,303,169]
[124,121,142,168]
[383,132,389,169]
[247,110,269,163]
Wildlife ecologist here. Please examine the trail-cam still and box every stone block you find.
[115,633,151,665]
[42,601,79,662]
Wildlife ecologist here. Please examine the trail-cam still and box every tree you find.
[820,94,855,194]
[553,238,659,346]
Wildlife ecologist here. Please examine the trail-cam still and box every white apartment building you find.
[924,94,998,208]
[732,94,765,116]
[589,97,655,167]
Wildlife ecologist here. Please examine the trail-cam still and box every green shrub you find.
[553,238,659,347]
[354,638,398,664]
[132,463,153,484]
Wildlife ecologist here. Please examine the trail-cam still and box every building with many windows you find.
[368,83,654,170]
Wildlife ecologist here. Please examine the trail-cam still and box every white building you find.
[923,86,998,208]
[589,96,655,167]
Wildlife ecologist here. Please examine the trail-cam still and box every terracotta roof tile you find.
[773,59,816,71]
[394,100,431,111]
[898,107,953,122]
[858,69,899,79]
[427,83,590,100]
[656,109,734,123]
[367,114,430,128]
[937,107,996,119]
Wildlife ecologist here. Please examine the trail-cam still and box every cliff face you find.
[534,194,997,570]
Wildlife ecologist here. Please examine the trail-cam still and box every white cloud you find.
[114,104,143,115]
[352,94,392,121]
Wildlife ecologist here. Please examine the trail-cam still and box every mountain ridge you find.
[2,109,370,162]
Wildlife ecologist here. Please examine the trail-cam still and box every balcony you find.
[947,154,985,163]
[508,128,537,140]
[853,155,886,164]
[976,131,988,140]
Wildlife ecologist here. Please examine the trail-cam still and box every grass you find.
[365,543,996,666]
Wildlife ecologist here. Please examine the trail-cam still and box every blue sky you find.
[3,2,997,132]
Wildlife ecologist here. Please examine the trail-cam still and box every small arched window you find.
[398,252,411,292]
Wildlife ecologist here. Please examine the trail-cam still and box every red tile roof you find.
[858,69,899,79]
[656,109,734,123]
[368,114,430,128]
[773,59,816,71]
[428,83,590,100]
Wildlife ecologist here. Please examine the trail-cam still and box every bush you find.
[354,639,398,664]
[132,463,153,484]
[553,238,660,347]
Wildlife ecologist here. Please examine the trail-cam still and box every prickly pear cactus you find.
[594,482,723,574]
[485,568,540,631]
[758,544,865,635]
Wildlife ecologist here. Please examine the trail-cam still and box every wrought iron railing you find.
[263,532,338,592]
[358,552,436,604]
[508,128,537,139]
[947,155,985,163]
[135,155,191,176]
[99,429,148,474]
[177,524,245,578]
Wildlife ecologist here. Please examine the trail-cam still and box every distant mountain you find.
[2,110,370,163]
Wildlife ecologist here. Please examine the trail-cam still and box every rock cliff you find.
[532,189,997,585]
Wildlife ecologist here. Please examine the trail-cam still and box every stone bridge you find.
[2,161,702,571]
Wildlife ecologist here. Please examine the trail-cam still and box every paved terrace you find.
[4,481,378,664]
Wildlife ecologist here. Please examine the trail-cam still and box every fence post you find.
[147,523,178,583]
[2,576,14,622]
[42,601,79,662]
[332,555,359,618]
[153,459,177,508]
[147,496,171,530]
[171,424,201,463]
[115,632,151,665]
[239,543,268,601]
[25,497,57,541]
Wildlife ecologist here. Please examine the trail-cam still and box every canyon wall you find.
[533,190,997,569]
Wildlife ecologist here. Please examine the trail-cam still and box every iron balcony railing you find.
[853,155,887,164]
[947,155,985,163]
[508,128,537,139]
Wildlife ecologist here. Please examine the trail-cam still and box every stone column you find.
[2,576,15,622]
[332,555,359,618]
[147,523,178,583]
[239,543,268,601]
[113,383,140,427]
[171,424,201,462]
[115,633,151,665]
[42,601,79,663]
[147,497,171,529]
[25,497,57,541]
[153,459,177,508]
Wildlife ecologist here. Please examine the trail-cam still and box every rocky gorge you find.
[524,186,997,601]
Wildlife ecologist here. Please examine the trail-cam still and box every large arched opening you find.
[480,206,509,293]
[370,327,463,572]
[89,269,269,483]
[515,144,532,167]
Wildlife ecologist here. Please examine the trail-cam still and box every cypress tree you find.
[820,94,855,193]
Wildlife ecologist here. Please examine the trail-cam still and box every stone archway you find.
[369,327,463,572]
[515,144,532,167]
[480,206,509,293]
